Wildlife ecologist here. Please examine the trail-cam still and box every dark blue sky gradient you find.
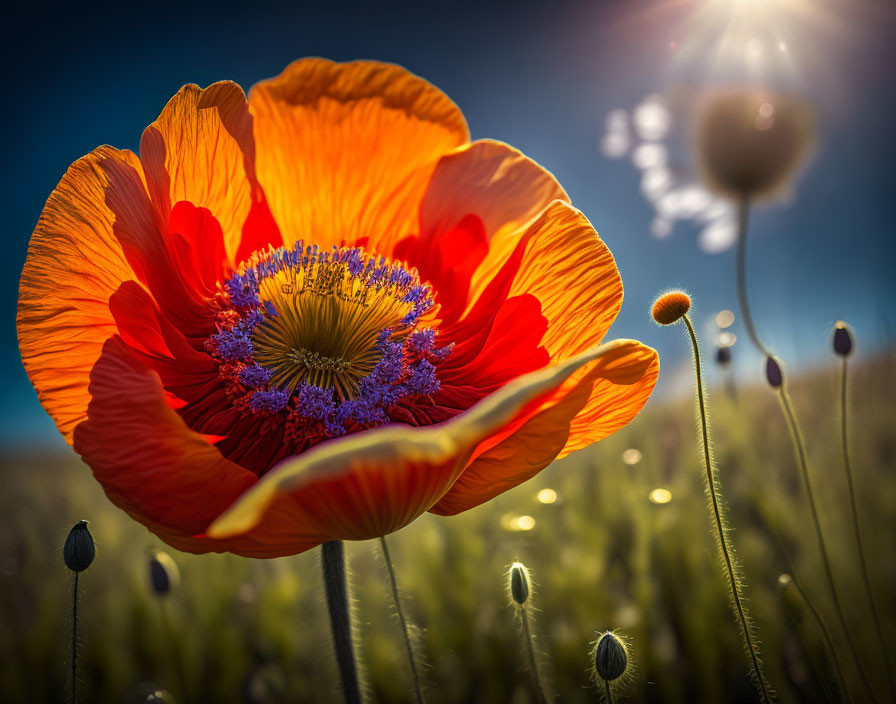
[2,0,894,446]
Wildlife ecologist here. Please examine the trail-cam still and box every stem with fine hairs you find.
[683,314,773,703]
[520,609,548,704]
[734,193,876,700]
[776,388,876,701]
[322,540,364,704]
[71,572,80,704]
[839,358,894,698]
[379,537,424,704]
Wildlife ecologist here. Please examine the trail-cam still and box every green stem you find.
[839,359,894,698]
[776,389,876,701]
[683,314,772,703]
[735,197,771,358]
[160,600,191,702]
[520,609,548,704]
[785,574,853,704]
[322,541,363,704]
[379,537,424,704]
[71,572,79,704]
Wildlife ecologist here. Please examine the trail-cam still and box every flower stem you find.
[520,609,548,704]
[776,388,876,701]
[734,195,876,701]
[841,355,895,699]
[71,572,79,704]
[604,679,613,704]
[159,600,191,702]
[322,540,363,704]
[379,537,424,704]
[683,314,773,703]
[735,197,771,358]
[783,573,853,704]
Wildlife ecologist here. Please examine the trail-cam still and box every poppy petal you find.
[206,339,646,542]
[429,340,659,515]
[140,81,257,262]
[419,139,568,263]
[248,58,468,251]
[17,147,143,443]
[72,336,323,557]
[506,200,624,359]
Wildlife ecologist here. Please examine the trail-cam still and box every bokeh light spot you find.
[537,488,558,504]
[719,332,737,347]
[649,488,673,504]
[716,310,735,328]
[623,448,643,465]
[517,515,536,531]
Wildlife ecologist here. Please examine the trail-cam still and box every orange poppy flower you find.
[18,59,659,557]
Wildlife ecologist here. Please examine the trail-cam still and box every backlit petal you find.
[140,81,257,262]
[249,58,468,251]
[17,147,143,443]
[420,139,568,290]
[430,340,658,515]
[506,200,624,359]
[207,339,645,541]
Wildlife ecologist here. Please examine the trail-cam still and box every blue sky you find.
[2,0,894,447]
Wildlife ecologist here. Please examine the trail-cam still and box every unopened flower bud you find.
[149,550,180,596]
[509,562,530,606]
[63,520,95,573]
[594,631,628,682]
[833,321,852,357]
[651,291,691,326]
[716,346,732,366]
[765,356,783,388]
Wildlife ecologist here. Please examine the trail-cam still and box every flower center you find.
[206,241,451,441]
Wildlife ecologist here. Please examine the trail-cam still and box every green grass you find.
[1,355,894,703]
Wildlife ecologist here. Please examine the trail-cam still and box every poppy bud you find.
[149,550,180,596]
[63,520,95,573]
[651,291,691,326]
[765,356,783,388]
[594,631,628,682]
[716,346,731,366]
[509,562,530,606]
[833,321,852,357]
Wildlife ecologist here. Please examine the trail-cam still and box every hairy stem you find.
[683,314,772,702]
[841,357,894,698]
[322,540,363,704]
[379,537,424,704]
[520,609,548,704]
[777,389,875,701]
[71,572,79,704]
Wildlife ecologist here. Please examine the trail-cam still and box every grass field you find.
[2,354,894,703]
